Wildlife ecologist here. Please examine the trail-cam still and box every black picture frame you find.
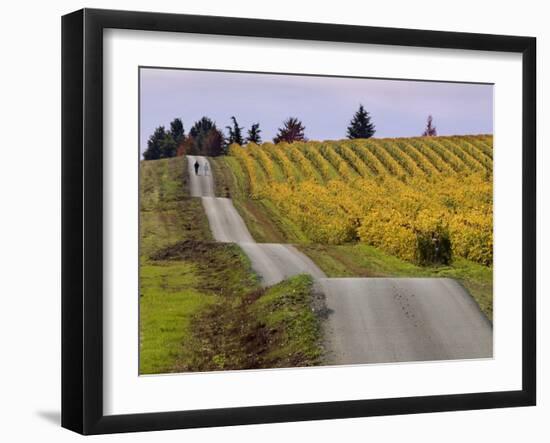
[62,8,536,435]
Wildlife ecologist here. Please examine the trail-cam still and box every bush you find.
[415,226,452,266]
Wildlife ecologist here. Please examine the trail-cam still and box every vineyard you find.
[229,135,493,266]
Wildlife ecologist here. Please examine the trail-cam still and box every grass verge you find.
[145,241,322,373]
[140,156,323,373]
[141,240,261,374]
[140,156,212,256]
[180,274,323,372]
[140,156,260,373]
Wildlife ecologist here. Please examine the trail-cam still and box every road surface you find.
[187,155,326,285]
[187,155,215,197]
[185,155,493,364]
[239,243,326,286]
[317,278,492,364]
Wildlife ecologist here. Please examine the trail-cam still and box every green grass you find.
[140,261,215,374]
[140,156,323,373]
[252,274,323,366]
[140,156,188,211]
[140,156,212,256]
[185,274,323,371]
[299,243,493,320]
[140,156,260,373]
[151,240,260,297]
[140,199,212,257]
[142,240,262,374]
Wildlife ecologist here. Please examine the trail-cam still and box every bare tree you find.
[422,115,437,137]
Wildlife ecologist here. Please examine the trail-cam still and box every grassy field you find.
[140,156,323,374]
[210,137,494,321]
[140,239,260,374]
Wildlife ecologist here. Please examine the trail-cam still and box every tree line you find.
[143,105,436,160]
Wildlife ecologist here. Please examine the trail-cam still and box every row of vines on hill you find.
[229,135,493,266]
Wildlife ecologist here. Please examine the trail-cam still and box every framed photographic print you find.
[61,8,536,434]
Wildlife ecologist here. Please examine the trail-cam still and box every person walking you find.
[194,160,200,175]
[204,161,209,176]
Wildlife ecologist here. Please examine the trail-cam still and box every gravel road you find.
[317,277,493,364]
[187,155,326,285]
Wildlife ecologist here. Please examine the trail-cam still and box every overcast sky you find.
[140,68,493,154]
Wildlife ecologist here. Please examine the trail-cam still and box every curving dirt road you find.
[186,155,493,364]
[239,243,326,287]
[187,155,326,285]
[201,197,255,243]
[317,277,492,364]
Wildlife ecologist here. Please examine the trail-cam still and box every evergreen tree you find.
[226,116,244,146]
[189,116,216,138]
[273,117,306,144]
[143,126,167,160]
[158,133,177,158]
[189,117,225,156]
[246,123,262,144]
[347,104,376,139]
[422,115,437,136]
[169,118,185,145]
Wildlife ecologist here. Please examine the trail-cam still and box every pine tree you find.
[422,115,437,136]
[189,116,216,138]
[189,117,225,156]
[347,105,376,139]
[273,117,306,144]
[158,133,177,158]
[169,118,185,145]
[143,126,167,160]
[246,123,262,144]
[226,116,244,146]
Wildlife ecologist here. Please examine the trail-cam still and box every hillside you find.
[211,135,493,319]
[139,156,323,373]
[228,135,493,266]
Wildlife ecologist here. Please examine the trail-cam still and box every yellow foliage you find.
[229,136,493,266]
